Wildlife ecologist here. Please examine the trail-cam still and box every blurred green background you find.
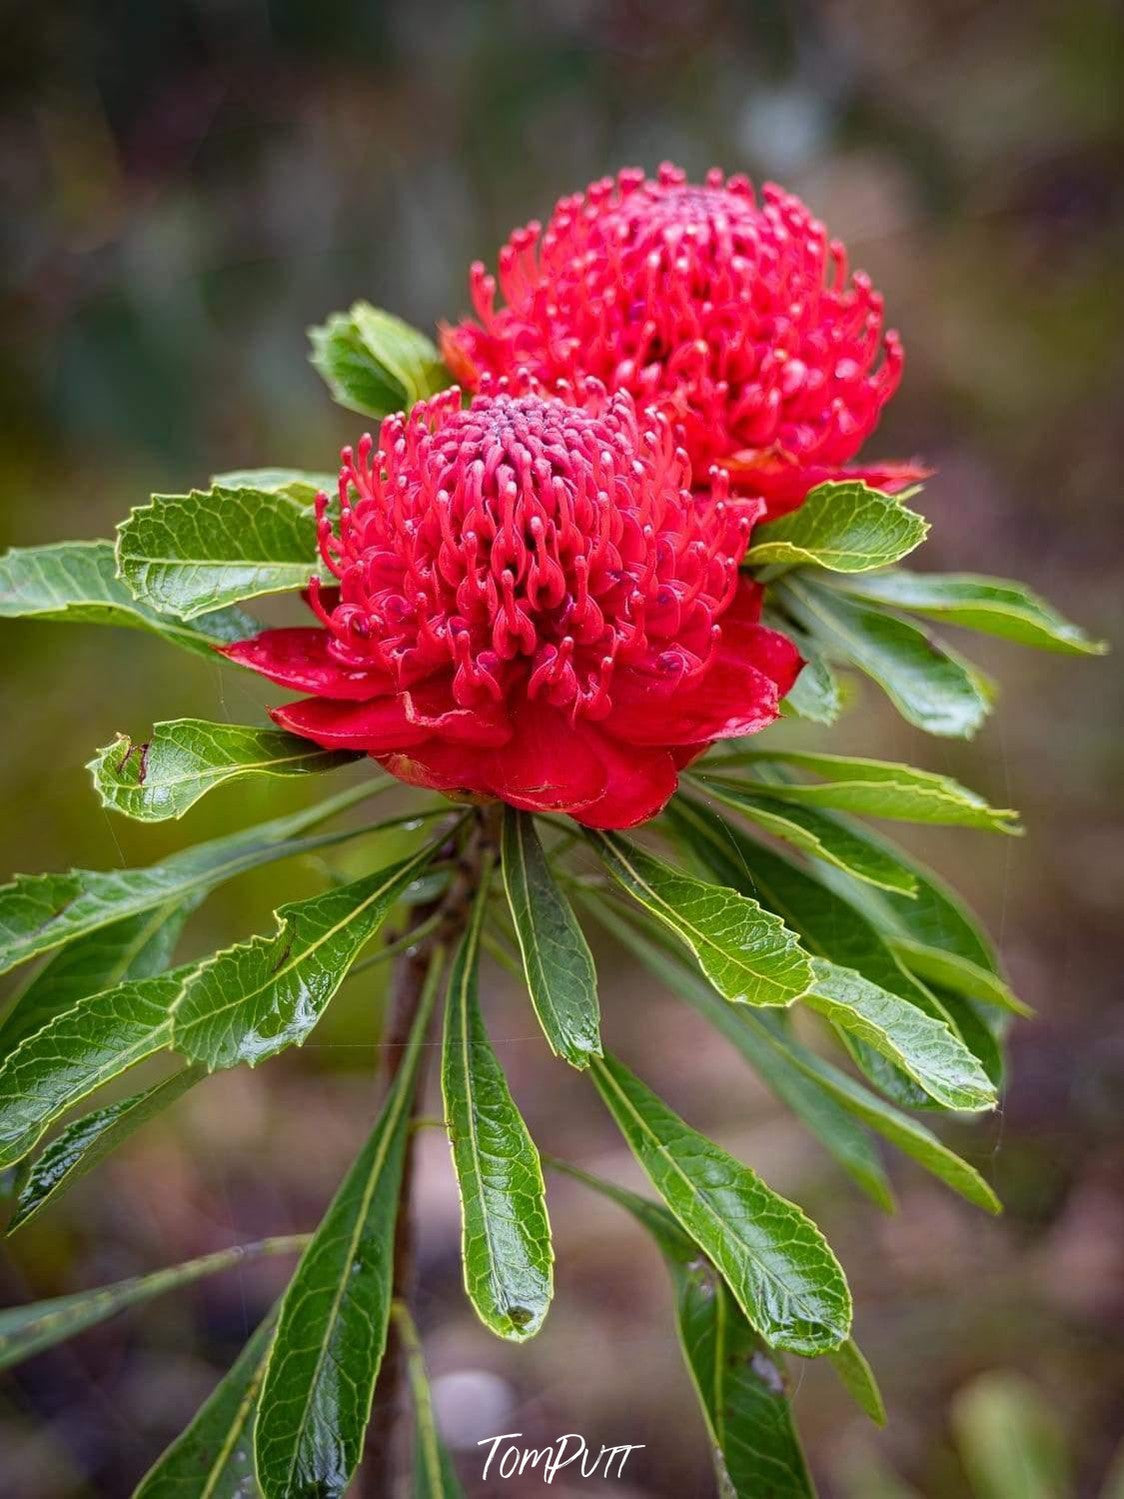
[1,2,1122,1494]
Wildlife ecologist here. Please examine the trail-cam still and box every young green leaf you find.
[669,798,945,1020]
[590,1051,852,1355]
[211,468,335,502]
[8,1065,204,1232]
[443,857,553,1341]
[89,719,360,822]
[0,898,195,1054]
[254,950,443,1499]
[748,1012,1000,1211]
[765,608,845,726]
[309,302,452,419]
[695,780,920,895]
[782,650,844,724]
[811,821,1000,975]
[888,937,1027,1015]
[116,485,325,619]
[0,965,194,1169]
[586,831,813,1007]
[393,1302,465,1499]
[552,1160,815,1497]
[597,895,999,1212]
[666,798,948,1111]
[133,1304,278,1499]
[173,837,441,1072]
[0,540,256,655]
[0,1235,305,1372]
[586,898,894,1212]
[500,809,601,1068]
[938,992,1005,1089]
[804,958,997,1111]
[834,570,1107,656]
[744,481,928,573]
[0,780,382,976]
[829,1338,886,1426]
[707,750,1019,833]
[776,574,992,737]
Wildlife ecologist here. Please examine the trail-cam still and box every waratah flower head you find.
[442,163,927,517]
[223,377,802,828]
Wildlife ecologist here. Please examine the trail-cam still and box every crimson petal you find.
[221,629,386,701]
[272,695,429,753]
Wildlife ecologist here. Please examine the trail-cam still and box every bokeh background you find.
[2,2,1122,1494]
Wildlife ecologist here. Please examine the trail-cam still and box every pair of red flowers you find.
[226,165,924,828]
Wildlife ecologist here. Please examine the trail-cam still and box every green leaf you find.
[828,1339,886,1426]
[0,779,382,976]
[443,857,553,1341]
[172,837,441,1072]
[590,1051,852,1355]
[744,481,928,573]
[951,1372,1070,1499]
[776,574,991,737]
[586,831,812,1008]
[211,468,335,503]
[500,809,601,1068]
[0,540,256,656]
[585,897,894,1212]
[708,751,1019,833]
[601,896,999,1212]
[888,937,1027,1015]
[752,1013,999,1211]
[833,570,1107,656]
[669,799,944,1018]
[133,1305,277,1498]
[805,958,997,1111]
[695,781,920,895]
[783,651,843,724]
[8,1065,204,1232]
[0,964,194,1169]
[666,798,949,1112]
[938,991,1005,1089]
[116,485,324,619]
[254,950,442,1499]
[812,822,1000,974]
[0,898,194,1055]
[0,1235,305,1372]
[549,1160,815,1498]
[309,302,452,419]
[393,1302,465,1499]
[90,719,360,823]
[766,608,844,726]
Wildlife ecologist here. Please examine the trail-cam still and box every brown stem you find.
[361,805,499,1495]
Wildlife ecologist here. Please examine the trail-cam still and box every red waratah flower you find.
[441,163,928,518]
[222,378,801,828]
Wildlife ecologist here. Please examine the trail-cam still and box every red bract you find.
[222,379,801,828]
[442,163,927,517]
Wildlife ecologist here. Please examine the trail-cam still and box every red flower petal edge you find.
[441,162,925,517]
[222,377,803,828]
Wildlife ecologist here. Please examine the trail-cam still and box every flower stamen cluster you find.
[225,377,801,827]
[443,162,923,515]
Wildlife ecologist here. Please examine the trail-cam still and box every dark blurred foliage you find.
[1,2,1122,1494]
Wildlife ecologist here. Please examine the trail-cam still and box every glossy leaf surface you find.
[0,540,256,655]
[500,809,601,1068]
[443,863,553,1340]
[745,481,928,573]
[90,719,359,822]
[254,953,441,1499]
[588,831,812,1008]
[591,1051,851,1355]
